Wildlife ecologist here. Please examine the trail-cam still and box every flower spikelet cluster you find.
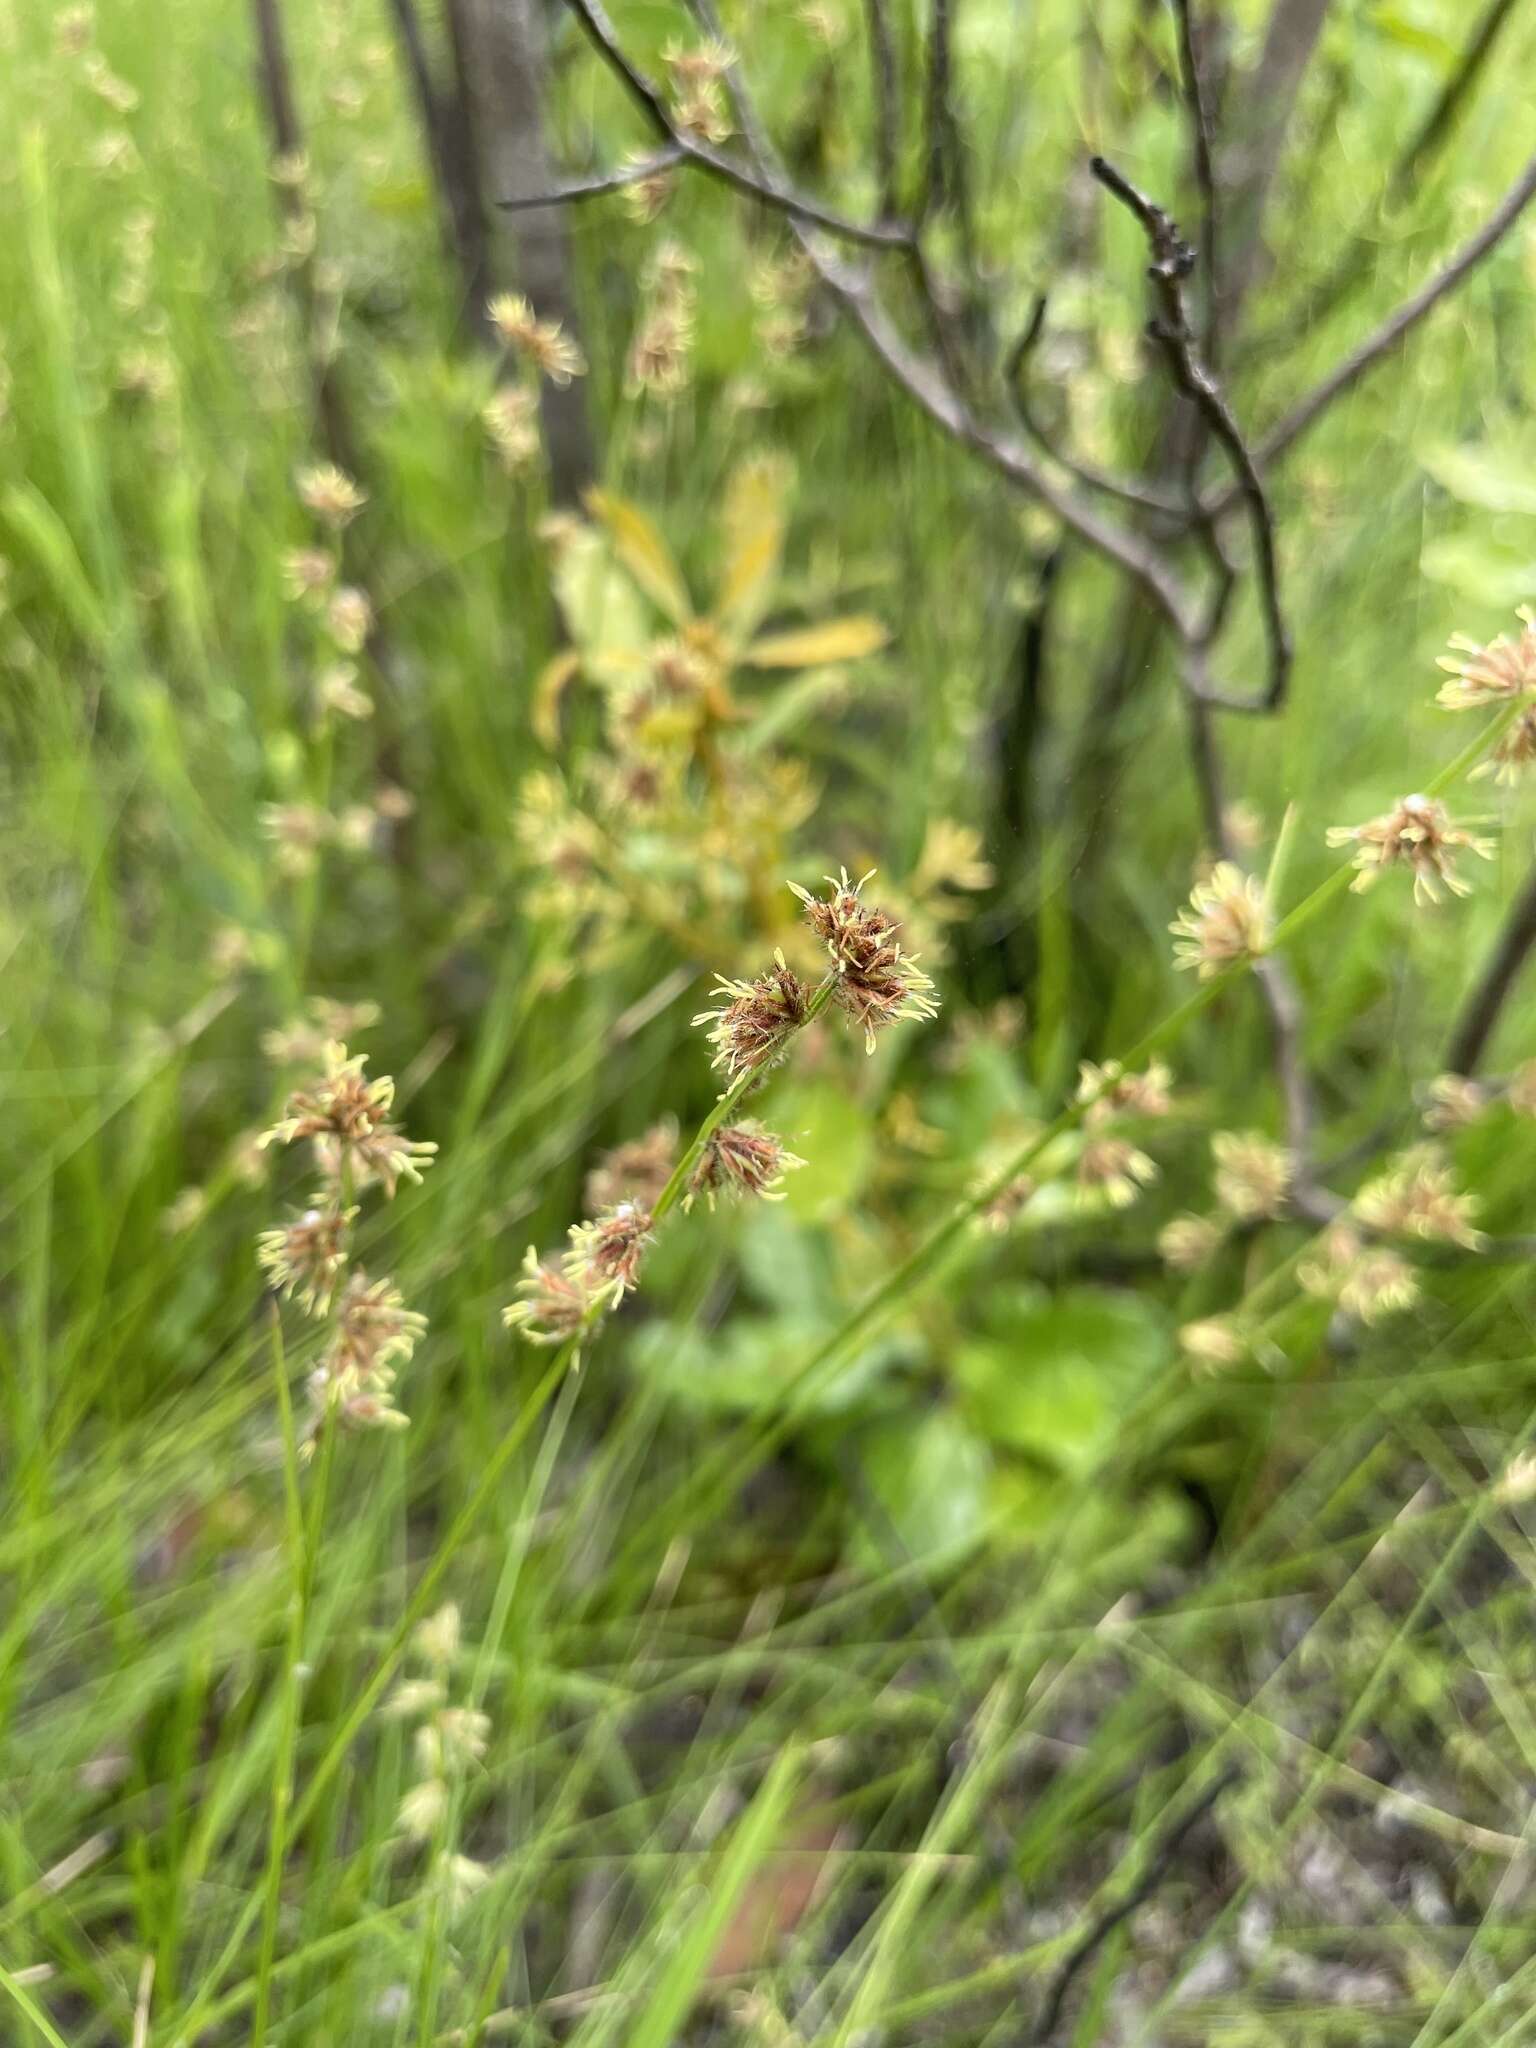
[1298,1223,1420,1325]
[487,292,586,385]
[791,869,939,1052]
[1074,1059,1175,1211]
[1326,795,1493,906]
[1211,1130,1293,1223]
[1170,862,1270,977]
[384,1604,495,1912]
[686,1121,803,1209]
[257,1036,434,1440]
[1435,608,1536,711]
[1353,1146,1484,1249]
[694,950,813,1079]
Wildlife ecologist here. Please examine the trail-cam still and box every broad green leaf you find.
[773,1081,875,1220]
[631,1315,902,1415]
[848,1407,992,1565]
[549,523,652,675]
[743,615,889,669]
[735,1206,836,1318]
[714,455,790,638]
[1420,443,1536,517]
[584,488,693,624]
[737,663,854,753]
[955,1287,1172,1475]
[531,648,580,747]
[1368,7,1455,67]
[365,176,430,217]
[1420,532,1536,608]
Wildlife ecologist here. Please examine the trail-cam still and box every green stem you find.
[650,974,836,1223]
[167,1344,578,2048]
[630,704,1523,1532]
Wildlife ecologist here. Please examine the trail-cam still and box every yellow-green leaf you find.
[531,648,580,748]
[713,455,790,636]
[743,615,890,669]
[549,523,651,672]
[583,488,693,625]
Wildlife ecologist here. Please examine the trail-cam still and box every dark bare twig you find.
[1091,155,1291,711]
[385,0,490,326]
[1390,0,1522,202]
[1169,0,1220,357]
[1204,145,1536,516]
[862,0,902,219]
[1250,0,1523,357]
[554,0,912,249]
[250,0,361,479]
[498,144,684,210]
[564,0,1215,644]
[1446,865,1536,1078]
[1030,1764,1241,2042]
[1006,298,1186,516]
[1217,0,1330,323]
[920,0,974,260]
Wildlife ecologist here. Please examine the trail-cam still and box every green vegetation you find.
[5,0,1536,2040]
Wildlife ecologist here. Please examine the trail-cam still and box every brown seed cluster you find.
[791,869,939,1053]
[1170,862,1271,978]
[258,1037,434,1440]
[686,1121,804,1209]
[1326,795,1493,906]
[262,1042,437,1196]
[694,950,813,1079]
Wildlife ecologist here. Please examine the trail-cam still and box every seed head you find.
[503,1247,593,1346]
[296,462,367,530]
[565,1203,654,1307]
[1158,1213,1222,1273]
[482,384,542,471]
[584,1120,678,1215]
[694,949,813,1079]
[260,802,333,878]
[1077,1134,1157,1210]
[486,293,586,384]
[1078,1058,1174,1126]
[1212,1130,1293,1223]
[323,1269,428,1396]
[627,301,696,399]
[1298,1222,1419,1324]
[1435,609,1536,710]
[396,1778,447,1839]
[1180,1316,1247,1375]
[325,585,372,654]
[262,1041,437,1196]
[1495,1450,1536,1505]
[686,1120,804,1209]
[619,154,675,225]
[415,1602,461,1670]
[257,1200,356,1314]
[1170,862,1270,977]
[791,869,939,1052]
[1472,705,1536,786]
[416,1706,489,1773]
[1422,1073,1489,1133]
[1326,795,1493,906]
[282,547,336,604]
[1353,1147,1483,1249]
[315,661,373,721]
[976,1171,1037,1234]
[1508,1061,1536,1118]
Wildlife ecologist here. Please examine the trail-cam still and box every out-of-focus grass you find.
[4,0,1536,2040]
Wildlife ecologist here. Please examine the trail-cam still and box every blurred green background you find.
[5,0,1536,2039]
